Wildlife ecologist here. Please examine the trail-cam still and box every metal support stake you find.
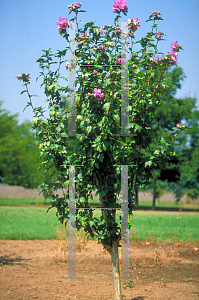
[113,165,138,280]
[59,165,85,280]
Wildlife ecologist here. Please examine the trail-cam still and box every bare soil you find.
[0,239,199,300]
[1,185,199,204]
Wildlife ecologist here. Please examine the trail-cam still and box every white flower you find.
[68,21,74,29]
[105,71,111,78]
[121,31,128,39]
[109,42,115,47]
[65,62,71,70]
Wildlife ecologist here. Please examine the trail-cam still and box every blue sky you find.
[0,0,199,124]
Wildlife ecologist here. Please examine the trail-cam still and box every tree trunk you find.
[111,239,123,300]
[152,177,156,210]
[135,186,139,208]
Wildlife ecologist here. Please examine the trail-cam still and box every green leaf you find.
[97,146,102,152]
[80,197,87,203]
[89,220,94,227]
[154,150,160,155]
[98,153,104,162]
[145,161,153,167]
[20,90,27,95]
[135,124,142,133]
[113,114,120,123]
[103,143,107,151]
[107,119,113,125]
[87,126,92,134]
[103,103,110,112]
[116,140,126,146]
[30,94,39,97]
[104,141,111,148]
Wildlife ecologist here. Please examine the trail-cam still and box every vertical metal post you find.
[121,22,129,136]
[112,22,136,137]
[68,20,76,137]
[113,165,138,280]
[59,164,85,280]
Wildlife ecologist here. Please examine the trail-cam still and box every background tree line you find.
[0,100,55,188]
[135,66,199,207]
[0,66,198,205]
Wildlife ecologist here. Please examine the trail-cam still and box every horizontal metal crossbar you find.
[114,165,137,166]
[60,134,138,137]
[59,134,85,137]
[112,134,138,136]
[60,165,137,167]
[60,165,84,166]
[79,64,120,67]
[74,207,122,210]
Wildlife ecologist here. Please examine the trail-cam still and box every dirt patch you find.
[0,239,198,299]
[1,185,199,204]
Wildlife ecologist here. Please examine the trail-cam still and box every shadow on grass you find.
[0,255,31,266]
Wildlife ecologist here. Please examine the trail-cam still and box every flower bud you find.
[155,31,163,40]
[74,2,82,9]
[65,62,71,70]
[15,74,21,80]
[106,72,111,78]
[109,42,115,47]
[68,4,75,12]
[151,11,160,18]
[114,26,122,35]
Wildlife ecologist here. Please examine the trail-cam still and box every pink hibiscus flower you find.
[118,58,126,64]
[57,16,69,30]
[167,51,178,64]
[112,0,128,13]
[94,88,104,100]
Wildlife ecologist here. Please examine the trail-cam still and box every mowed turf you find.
[1,197,199,211]
[0,205,198,242]
[0,198,52,206]
[0,206,63,239]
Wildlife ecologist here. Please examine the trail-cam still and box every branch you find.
[151,69,167,96]
[25,85,48,121]
[94,172,109,231]
[132,144,142,193]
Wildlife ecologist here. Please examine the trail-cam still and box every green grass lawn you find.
[0,198,52,206]
[138,201,199,210]
[0,206,62,239]
[127,210,199,243]
[0,205,198,243]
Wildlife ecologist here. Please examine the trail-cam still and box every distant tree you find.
[0,101,49,188]
[174,105,199,200]
[139,67,199,208]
